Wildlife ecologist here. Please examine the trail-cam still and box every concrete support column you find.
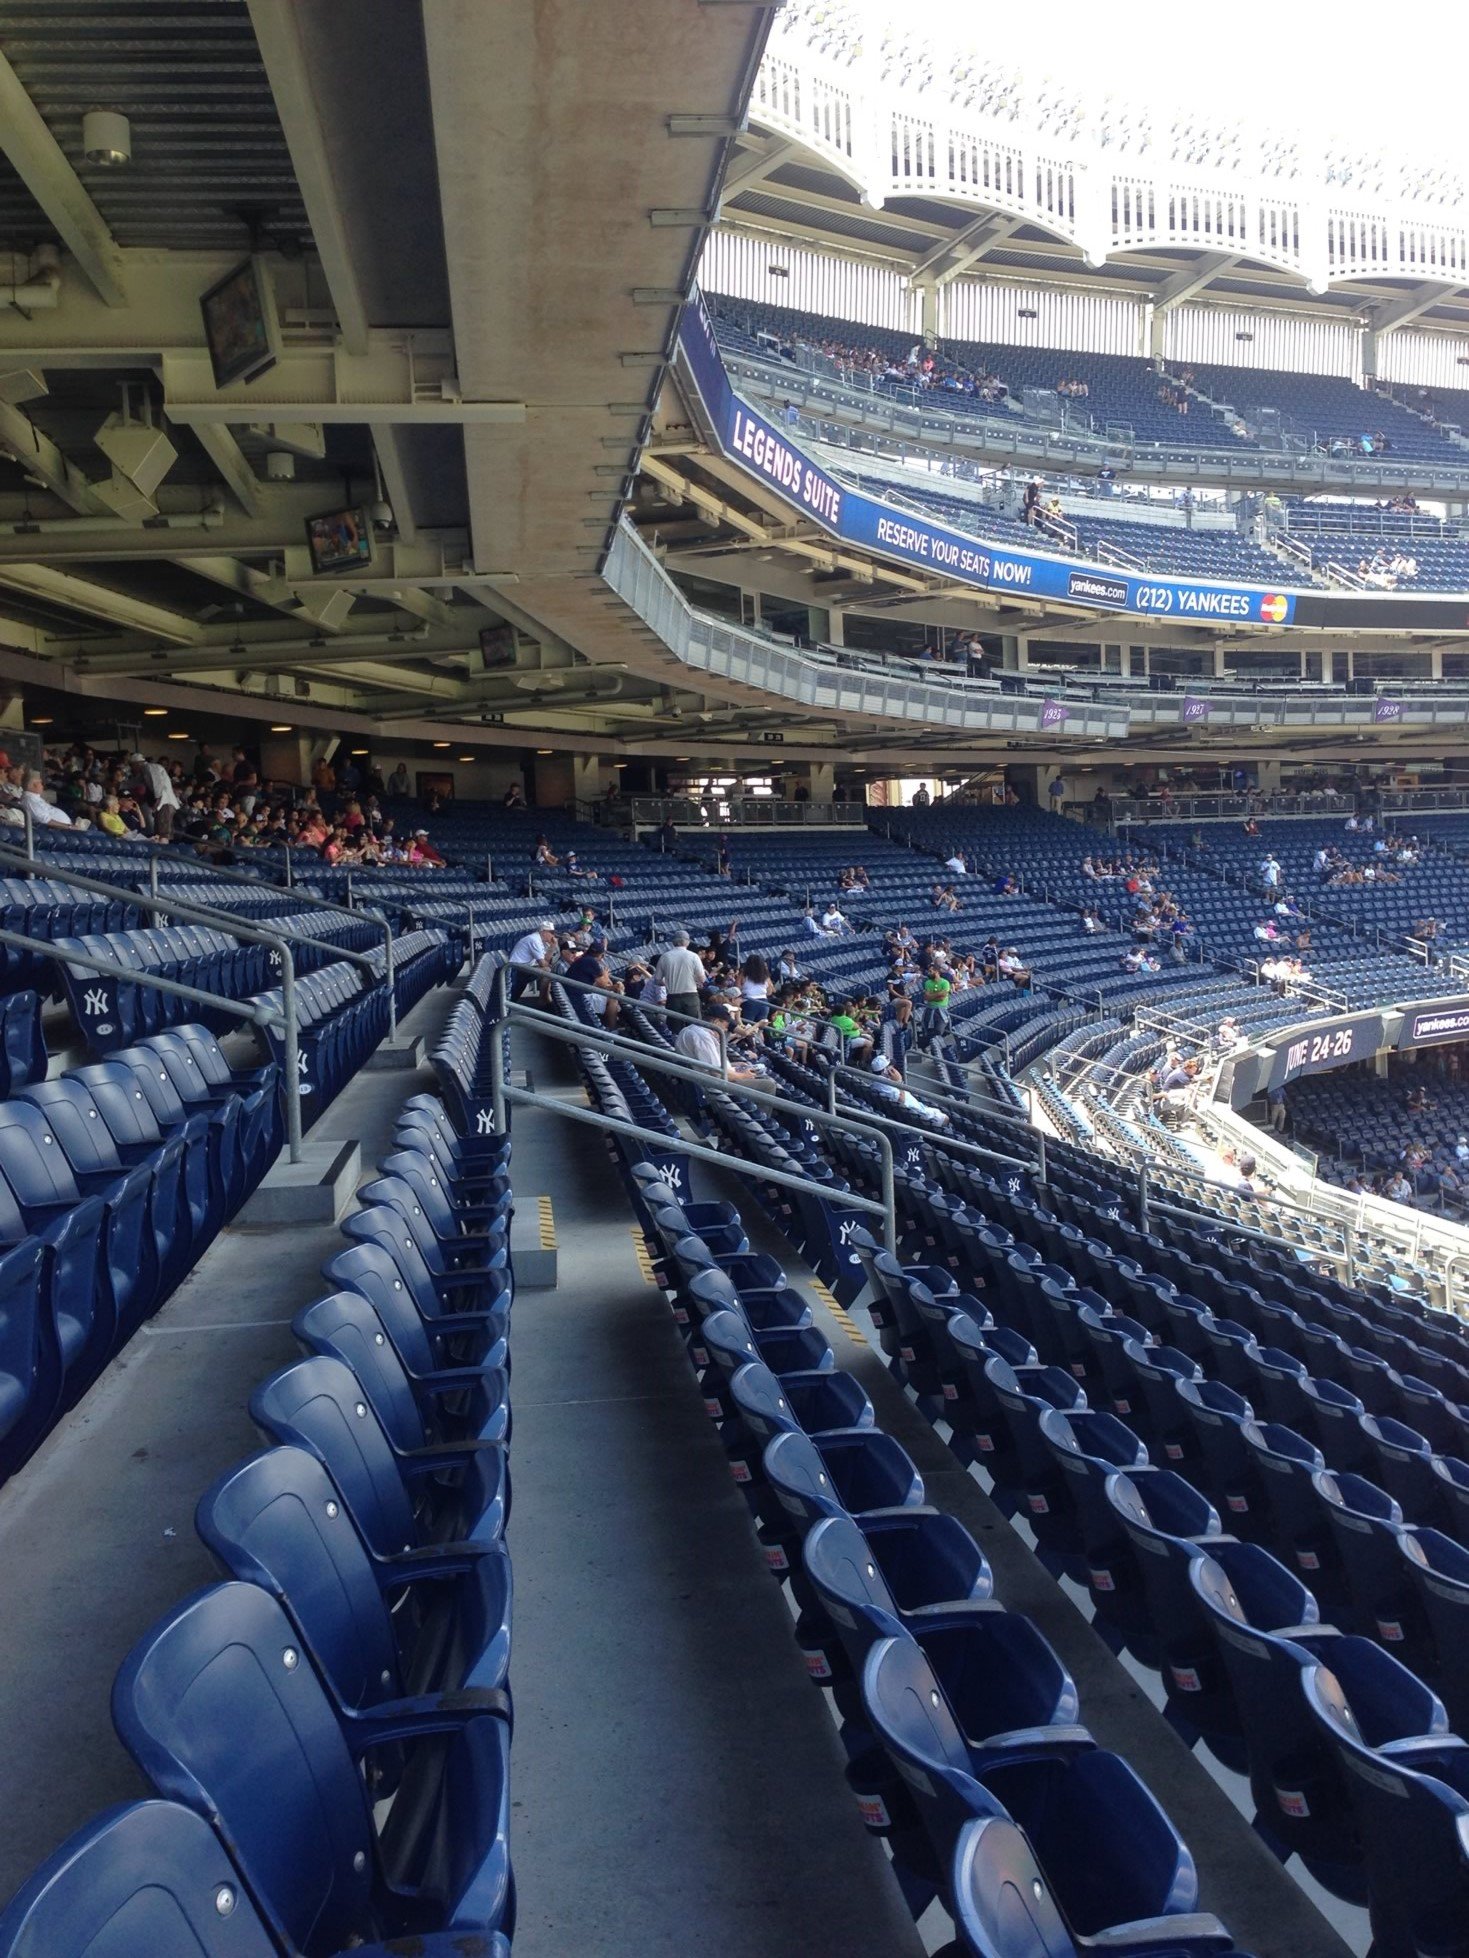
[920,284,938,346]
[572,755,604,803]
[818,604,840,645]
[808,761,835,802]
[1432,648,1444,681]
[1212,642,1228,678]
[1257,760,1283,794]
[1008,634,1027,671]
[1321,648,1335,685]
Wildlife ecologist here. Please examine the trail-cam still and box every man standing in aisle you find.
[143,754,180,840]
[655,928,706,1028]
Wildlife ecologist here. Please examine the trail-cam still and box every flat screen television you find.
[304,506,375,575]
[199,255,281,388]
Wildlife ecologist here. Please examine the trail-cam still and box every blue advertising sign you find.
[678,294,1299,627]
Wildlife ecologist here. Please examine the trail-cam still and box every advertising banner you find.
[1398,1000,1469,1049]
[678,297,1300,628]
[1267,1013,1384,1089]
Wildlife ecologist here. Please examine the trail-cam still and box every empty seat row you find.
[0,966,516,1955]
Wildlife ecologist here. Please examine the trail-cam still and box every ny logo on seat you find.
[83,987,108,1017]
[475,1108,496,1135]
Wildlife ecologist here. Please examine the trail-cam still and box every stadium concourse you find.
[17,4,1469,1958]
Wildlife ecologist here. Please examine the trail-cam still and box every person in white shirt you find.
[654,930,707,1026]
[1259,856,1280,890]
[21,773,71,827]
[675,1003,763,1084]
[143,755,180,840]
[869,1057,950,1124]
[508,919,557,999]
[944,852,967,876]
[821,902,852,937]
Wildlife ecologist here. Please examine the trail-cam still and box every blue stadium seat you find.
[112,1581,513,1952]
[1303,1658,1469,1957]
[293,1290,509,1450]
[0,1798,516,1958]
[861,1634,1225,1948]
[196,1445,512,1717]
[250,1357,508,1556]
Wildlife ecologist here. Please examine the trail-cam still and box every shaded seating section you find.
[582,995,1259,1955]
[1182,362,1462,467]
[0,1024,282,1487]
[0,953,515,1958]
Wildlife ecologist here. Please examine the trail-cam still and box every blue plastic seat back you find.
[249,1358,416,1559]
[951,1813,1078,1958]
[1303,1661,1469,1954]
[291,1290,432,1455]
[111,1582,379,1955]
[0,1799,278,1958]
[196,1446,403,1713]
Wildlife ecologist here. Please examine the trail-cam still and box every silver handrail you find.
[487,963,898,1250]
[0,921,298,1160]
[139,848,402,1041]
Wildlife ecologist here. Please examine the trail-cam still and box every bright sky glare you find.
[860,0,1463,158]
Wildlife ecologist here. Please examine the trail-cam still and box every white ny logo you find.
[837,1219,857,1245]
[1006,1175,1022,1196]
[83,987,108,1016]
[654,1163,683,1190]
[475,1109,495,1135]
[296,1051,310,1076]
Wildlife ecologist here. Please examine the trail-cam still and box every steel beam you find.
[0,52,126,306]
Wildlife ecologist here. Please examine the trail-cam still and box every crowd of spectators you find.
[3,741,453,868]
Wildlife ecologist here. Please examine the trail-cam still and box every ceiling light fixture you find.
[536,748,553,755]
[143,706,168,717]
[167,731,190,740]
[433,741,451,749]
[457,755,475,763]
[30,715,52,725]
[269,724,293,733]
[82,109,131,166]
[349,748,368,756]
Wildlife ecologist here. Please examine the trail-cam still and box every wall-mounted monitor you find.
[304,506,374,576]
[199,255,282,389]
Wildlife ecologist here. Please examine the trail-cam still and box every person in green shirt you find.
[827,998,872,1066]
[920,966,952,1045]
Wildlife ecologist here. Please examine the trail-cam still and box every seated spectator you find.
[776,947,804,982]
[801,907,830,939]
[821,900,853,937]
[996,946,1032,989]
[868,1056,950,1124]
[565,937,622,1026]
[533,833,560,867]
[943,850,968,876]
[676,1002,763,1084]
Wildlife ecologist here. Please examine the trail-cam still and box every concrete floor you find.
[0,982,461,1899]
[503,1025,925,1958]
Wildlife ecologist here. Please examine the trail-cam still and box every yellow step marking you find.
[809,1278,868,1345]
[629,1226,659,1285]
[537,1194,557,1251]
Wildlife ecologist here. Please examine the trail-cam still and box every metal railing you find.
[0,844,415,1161]
[486,964,899,1250]
[0,921,300,1162]
[602,521,1129,742]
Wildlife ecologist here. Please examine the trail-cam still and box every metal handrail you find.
[487,963,898,1250]
[0,840,398,1053]
[824,1060,1046,1183]
[138,848,401,1040]
[0,921,299,1162]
